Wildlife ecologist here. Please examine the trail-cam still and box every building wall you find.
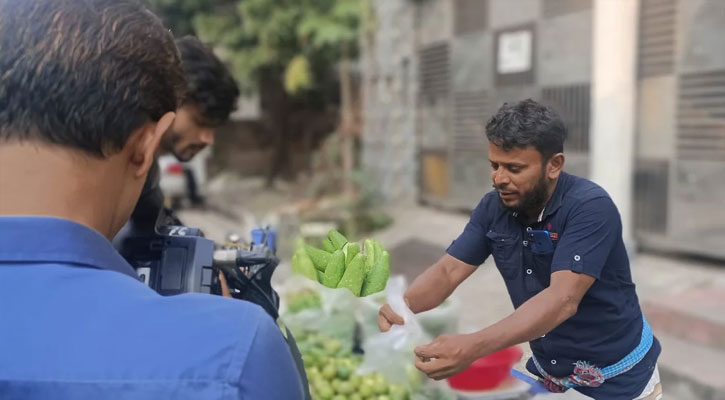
[362,0,725,257]
[363,0,595,209]
[361,0,419,203]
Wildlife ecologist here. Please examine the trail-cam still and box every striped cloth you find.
[532,314,653,392]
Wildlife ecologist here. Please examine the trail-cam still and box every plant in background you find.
[147,0,368,189]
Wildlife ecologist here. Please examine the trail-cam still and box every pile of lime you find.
[296,332,410,400]
[286,289,323,314]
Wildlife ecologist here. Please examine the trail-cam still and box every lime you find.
[322,364,337,380]
[337,381,355,395]
[336,365,353,380]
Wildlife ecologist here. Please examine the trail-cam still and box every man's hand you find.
[413,333,480,380]
[218,271,232,298]
[377,303,405,332]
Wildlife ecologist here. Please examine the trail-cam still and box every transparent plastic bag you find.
[357,289,387,340]
[357,276,430,390]
[416,294,460,338]
[279,275,358,349]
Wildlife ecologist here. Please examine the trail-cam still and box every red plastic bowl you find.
[448,346,524,391]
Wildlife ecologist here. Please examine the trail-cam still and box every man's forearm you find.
[470,287,578,357]
[404,260,459,314]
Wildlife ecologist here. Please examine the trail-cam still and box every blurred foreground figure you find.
[0,1,303,399]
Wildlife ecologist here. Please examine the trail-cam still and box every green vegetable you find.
[322,238,336,253]
[328,229,348,250]
[364,239,377,273]
[361,250,390,297]
[359,380,375,398]
[373,240,384,265]
[287,289,322,313]
[321,250,345,288]
[323,340,342,354]
[292,249,318,281]
[322,364,336,380]
[389,384,409,400]
[337,253,365,296]
[343,242,360,266]
[336,365,353,380]
[317,384,334,399]
[337,380,355,395]
[305,244,331,272]
[373,372,389,395]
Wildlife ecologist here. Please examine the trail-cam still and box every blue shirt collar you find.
[541,171,570,220]
[0,216,138,279]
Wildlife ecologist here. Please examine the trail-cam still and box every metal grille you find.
[638,0,676,78]
[542,0,592,18]
[418,43,450,100]
[677,70,725,160]
[541,84,591,152]
[454,0,489,35]
[453,91,491,153]
[634,159,669,234]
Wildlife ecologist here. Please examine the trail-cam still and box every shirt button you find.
[522,240,529,246]
[551,359,557,365]
[526,227,532,231]
[526,269,533,275]
[574,254,581,261]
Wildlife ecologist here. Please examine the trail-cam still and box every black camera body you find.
[119,225,217,295]
[116,223,310,399]
[117,224,281,318]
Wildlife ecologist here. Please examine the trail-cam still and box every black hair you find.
[176,36,240,126]
[0,0,187,157]
[485,99,567,161]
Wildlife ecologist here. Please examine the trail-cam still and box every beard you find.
[162,131,205,162]
[495,172,549,216]
[174,144,206,162]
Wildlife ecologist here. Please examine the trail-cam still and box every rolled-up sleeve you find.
[551,196,621,279]
[446,195,493,266]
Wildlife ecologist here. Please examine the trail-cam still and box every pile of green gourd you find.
[292,230,390,297]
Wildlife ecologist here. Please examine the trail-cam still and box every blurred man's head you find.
[0,0,186,237]
[161,36,240,162]
[485,99,566,216]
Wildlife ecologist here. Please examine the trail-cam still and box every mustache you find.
[184,144,207,154]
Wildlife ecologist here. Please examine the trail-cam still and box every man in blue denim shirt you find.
[0,1,303,399]
[378,100,662,399]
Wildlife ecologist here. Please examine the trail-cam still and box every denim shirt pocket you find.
[486,231,520,279]
[528,249,555,293]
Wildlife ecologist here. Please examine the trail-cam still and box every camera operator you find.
[0,1,304,399]
[115,35,240,242]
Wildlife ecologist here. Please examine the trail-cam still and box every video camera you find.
[116,219,310,399]
[118,224,281,318]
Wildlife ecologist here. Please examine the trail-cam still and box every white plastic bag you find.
[416,294,460,338]
[358,289,387,340]
[279,275,358,349]
[357,276,429,389]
